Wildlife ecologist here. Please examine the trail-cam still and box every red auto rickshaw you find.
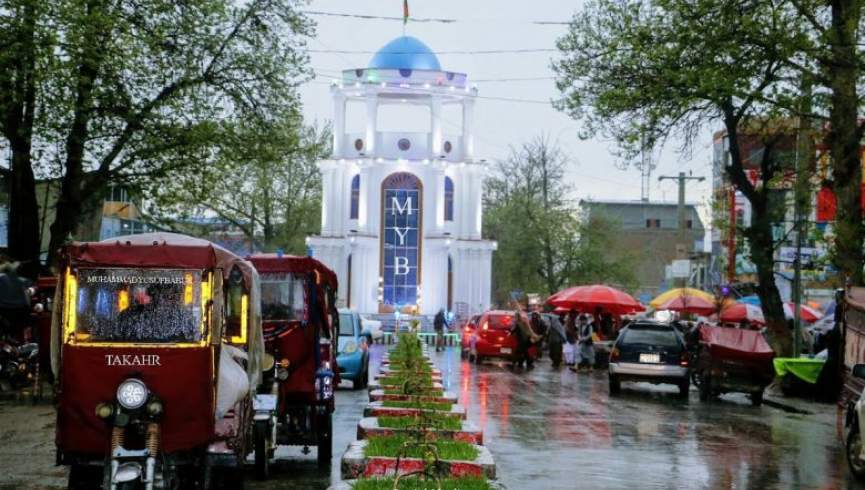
[692,325,775,406]
[246,254,338,475]
[52,233,264,489]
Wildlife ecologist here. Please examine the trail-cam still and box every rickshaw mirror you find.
[853,364,865,379]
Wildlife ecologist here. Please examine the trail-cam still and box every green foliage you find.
[0,0,316,262]
[552,0,816,354]
[378,415,462,432]
[364,435,478,461]
[143,118,330,254]
[351,477,491,490]
[483,136,637,302]
[381,400,452,411]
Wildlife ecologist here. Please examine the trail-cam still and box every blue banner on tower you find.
[382,172,421,306]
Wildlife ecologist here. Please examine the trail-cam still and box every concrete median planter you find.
[363,401,466,420]
[357,417,483,445]
[341,439,496,480]
[368,389,455,404]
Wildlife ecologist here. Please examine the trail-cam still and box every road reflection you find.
[441,347,857,490]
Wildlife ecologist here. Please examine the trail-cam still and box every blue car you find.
[337,309,370,390]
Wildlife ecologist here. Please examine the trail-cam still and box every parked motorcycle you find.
[845,364,865,480]
[0,337,39,392]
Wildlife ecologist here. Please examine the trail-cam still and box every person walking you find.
[572,314,596,372]
[434,308,447,352]
[564,309,578,367]
[548,313,567,368]
[510,302,539,368]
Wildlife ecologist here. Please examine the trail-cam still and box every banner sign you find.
[382,173,421,306]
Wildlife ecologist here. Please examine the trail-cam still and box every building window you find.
[350,174,360,220]
[444,177,454,222]
[106,185,130,203]
[646,219,660,228]
[686,219,693,229]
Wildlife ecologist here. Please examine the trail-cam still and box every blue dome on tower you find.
[368,36,441,71]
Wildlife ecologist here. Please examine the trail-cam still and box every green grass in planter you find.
[378,414,462,431]
[351,476,491,490]
[381,400,453,411]
[383,388,445,397]
[378,375,434,387]
[364,434,478,461]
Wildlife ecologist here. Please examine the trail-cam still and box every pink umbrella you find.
[546,285,644,315]
[719,303,766,325]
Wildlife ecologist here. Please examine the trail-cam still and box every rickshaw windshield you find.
[67,268,208,343]
[260,272,306,322]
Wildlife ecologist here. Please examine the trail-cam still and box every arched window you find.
[444,176,454,222]
[350,174,360,220]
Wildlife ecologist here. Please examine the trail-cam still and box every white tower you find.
[307,36,496,318]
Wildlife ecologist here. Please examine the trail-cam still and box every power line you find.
[304,10,570,25]
[307,48,558,55]
[312,67,555,85]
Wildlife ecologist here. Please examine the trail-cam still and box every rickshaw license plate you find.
[500,347,512,354]
[639,353,660,363]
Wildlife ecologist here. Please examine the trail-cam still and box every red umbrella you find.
[719,303,766,325]
[546,285,644,315]
[783,303,823,323]
[655,295,717,316]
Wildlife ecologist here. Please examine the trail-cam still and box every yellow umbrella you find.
[649,288,717,310]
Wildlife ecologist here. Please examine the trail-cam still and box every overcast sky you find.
[299,0,715,218]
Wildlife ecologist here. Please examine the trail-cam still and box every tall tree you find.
[1,0,314,265]
[0,0,49,268]
[484,136,636,304]
[145,118,330,255]
[554,0,808,354]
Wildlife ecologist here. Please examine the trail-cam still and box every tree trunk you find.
[828,0,864,285]
[746,196,791,355]
[47,43,99,265]
[2,1,42,271]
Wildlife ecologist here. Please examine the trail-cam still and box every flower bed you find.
[368,389,453,403]
[341,439,496,480]
[341,331,497,488]
[363,401,467,420]
[357,416,484,445]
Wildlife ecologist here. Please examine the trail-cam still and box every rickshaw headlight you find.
[95,402,114,419]
[342,341,357,354]
[146,399,163,416]
[116,379,148,410]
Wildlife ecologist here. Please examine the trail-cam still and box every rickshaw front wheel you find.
[316,412,333,467]
[67,464,101,490]
[254,421,271,480]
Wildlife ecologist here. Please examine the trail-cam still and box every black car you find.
[608,321,690,398]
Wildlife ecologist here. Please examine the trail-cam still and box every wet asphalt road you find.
[0,344,862,489]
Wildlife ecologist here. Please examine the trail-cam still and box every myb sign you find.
[382,173,420,306]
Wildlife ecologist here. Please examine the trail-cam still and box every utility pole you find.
[659,172,706,289]
[793,75,814,356]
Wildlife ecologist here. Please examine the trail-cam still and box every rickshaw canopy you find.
[66,232,258,287]
[246,254,338,290]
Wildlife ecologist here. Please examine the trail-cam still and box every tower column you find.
[462,97,475,161]
[332,91,346,158]
[431,96,443,157]
[365,94,379,156]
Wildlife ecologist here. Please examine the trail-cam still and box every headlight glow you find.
[343,341,358,354]
[116,379,148,409]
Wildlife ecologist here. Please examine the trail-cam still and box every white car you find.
[360,317,383,341]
